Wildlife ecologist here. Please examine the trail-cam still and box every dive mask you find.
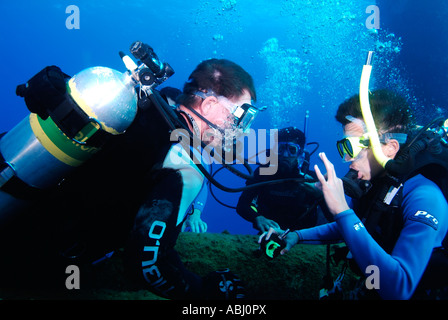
[194,90,259,133]
[337,133,408,162]
[277,142,302,157]
[232,103,258,133]
[336,135,370,161]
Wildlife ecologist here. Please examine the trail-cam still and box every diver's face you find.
[214,89,253,129]
[202,89,252,147]
[343,121,383,181]
[274,142,302,174]
[279,149,298,169]
[278,155,298,174]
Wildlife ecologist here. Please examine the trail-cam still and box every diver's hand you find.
[258,228,299,255]
[184,209,208,233]
[255,216,280,233]
[314,152,350,216]
[302,173,323,197]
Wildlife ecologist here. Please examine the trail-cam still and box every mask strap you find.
[345,115,368,134]
[380,133,408,144]
[194,90,217,100]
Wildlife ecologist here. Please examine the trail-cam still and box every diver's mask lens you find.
[336,136,369,161]
[277,142,301,157]
[195,91,258,133]
[232,103,258,132]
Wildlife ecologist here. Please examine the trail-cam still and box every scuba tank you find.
[0,55,144,220]
[0,42,175,222]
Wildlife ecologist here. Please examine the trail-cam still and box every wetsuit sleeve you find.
[124,168,203,299]
[236,168,263,224]
[295,222,343,244]
[236,187,261,223]
[193,180,208,212]
[334,175,448,300]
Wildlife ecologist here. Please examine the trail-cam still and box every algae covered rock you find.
[0,232,357,300]
[175,232,354,300]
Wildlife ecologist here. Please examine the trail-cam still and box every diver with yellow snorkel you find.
[260,52,448,299]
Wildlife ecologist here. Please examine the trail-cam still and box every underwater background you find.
[0,0,446,235]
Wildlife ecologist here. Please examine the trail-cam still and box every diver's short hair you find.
[335,89,413,134]
[178,59,256,109]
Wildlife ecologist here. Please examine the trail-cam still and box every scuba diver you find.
[260,53,448,299]
[0,42,259,299]
[123,58,256,299]
[236,126,332,233]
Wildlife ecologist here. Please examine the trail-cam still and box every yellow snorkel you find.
[359,51,391,168]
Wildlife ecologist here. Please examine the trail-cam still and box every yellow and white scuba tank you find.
[0,65,138,220]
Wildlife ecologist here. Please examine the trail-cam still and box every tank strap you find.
[16,66,113,148]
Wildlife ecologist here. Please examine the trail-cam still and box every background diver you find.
[236,126,332,233]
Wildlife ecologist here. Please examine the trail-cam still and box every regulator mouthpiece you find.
[341,169,372,199]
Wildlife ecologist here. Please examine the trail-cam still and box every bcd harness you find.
[16,66,114,148]
[0,66,117,201]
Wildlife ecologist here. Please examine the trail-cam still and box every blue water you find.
[0,0,446,234]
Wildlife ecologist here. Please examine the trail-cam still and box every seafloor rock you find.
[0,232,358,300]
[176,232,357,300]
[84,232,358,300]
